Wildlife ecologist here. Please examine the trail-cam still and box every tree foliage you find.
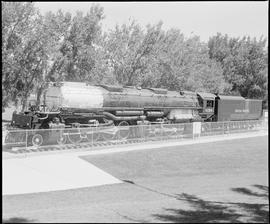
[2,3,268,111]
[208,33,268,102]
[2,2,44,110]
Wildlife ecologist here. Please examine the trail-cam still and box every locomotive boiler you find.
[12,82,203,129]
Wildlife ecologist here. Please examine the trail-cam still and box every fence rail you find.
[2,119,268,153]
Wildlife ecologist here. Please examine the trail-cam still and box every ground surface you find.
[3,135,268,223]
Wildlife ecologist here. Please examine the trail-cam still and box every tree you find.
[55,5,105,82]
[34,9,72,105]
[142,30,228,93]
[2,3,108,111]
[3,4,267,112]
[104,21,164,86]
[2,2,44,110]
[208,33,268,102]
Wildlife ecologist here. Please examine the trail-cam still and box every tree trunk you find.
[21,94,28,112]
[36,86,44,106]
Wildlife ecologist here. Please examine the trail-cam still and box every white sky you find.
[35,1,268,42]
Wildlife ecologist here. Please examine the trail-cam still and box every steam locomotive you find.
[7,82,262,146]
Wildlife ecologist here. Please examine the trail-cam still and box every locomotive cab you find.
[196,92,216,121]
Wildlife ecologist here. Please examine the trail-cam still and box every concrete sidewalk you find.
[3,154,121,195]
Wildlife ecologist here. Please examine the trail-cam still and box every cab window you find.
[206,100,214,107]
[198,98,204,107]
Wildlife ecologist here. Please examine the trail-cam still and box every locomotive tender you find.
[9,82,262,146]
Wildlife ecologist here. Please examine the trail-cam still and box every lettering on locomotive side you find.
[235,109,249,113]
[205,108,213,113]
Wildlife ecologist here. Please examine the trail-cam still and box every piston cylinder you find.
[115,111,144,116]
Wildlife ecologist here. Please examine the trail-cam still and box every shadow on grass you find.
[232,184,268,199]
[3,217,36,223]
[153,185,269,223]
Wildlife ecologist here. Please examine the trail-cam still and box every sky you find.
[35,2,268,42]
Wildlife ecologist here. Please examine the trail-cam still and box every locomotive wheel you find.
[3,131,16,149]
[86,127,100,143]
[145,125,158,139]
[32,134,43,147]
[68,129,82,144]
[101,125,117,141]
[175,125,185,137]
[117,121,130,140]
[57,132,67,145]
[4,131,15,145]
[164,127,178,138]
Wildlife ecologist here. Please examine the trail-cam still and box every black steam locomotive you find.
[7,82,262,146]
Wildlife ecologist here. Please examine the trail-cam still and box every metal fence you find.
[2,119,268,152]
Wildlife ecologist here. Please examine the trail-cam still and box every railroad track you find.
[6,135,187,154]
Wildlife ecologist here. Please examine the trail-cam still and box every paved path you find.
[3,155,121,195]
[3,135,268,223]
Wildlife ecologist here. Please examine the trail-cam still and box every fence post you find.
[143,124,146,142]
[144,124,147,142]
[91,127,93,148]
[192,122,201,139]
[25,129,28,149]
[3,128,8,149]
[192,123,194,140]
